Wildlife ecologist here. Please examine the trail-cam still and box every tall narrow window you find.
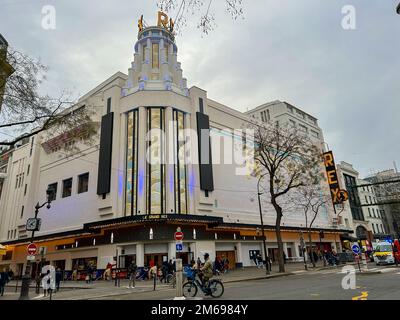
[48,182,58,201]
[78,173,89,194]
[125,110,139,216]
[173,110,187,214]
[146,108,165,214]
[142,45,146,62]
[62,178,72,198]
[152,43,159,69]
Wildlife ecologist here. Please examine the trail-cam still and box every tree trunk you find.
[308,229,316,268]
[272,199,285,273]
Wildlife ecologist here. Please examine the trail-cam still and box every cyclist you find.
[200,253,213,295]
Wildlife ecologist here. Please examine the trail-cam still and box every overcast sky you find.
[1,0,399,178]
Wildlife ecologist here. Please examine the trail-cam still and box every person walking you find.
[128,260,137,288]
[42,270,51,297]
[0,269,9,296]
[196,257,202,270]
[161,260,169,283]
[55,268,62,292]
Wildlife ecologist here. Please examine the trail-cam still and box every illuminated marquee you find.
[323,151,348,205]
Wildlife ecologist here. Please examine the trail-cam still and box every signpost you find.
[352,243,362,272]
[173,228,185,300]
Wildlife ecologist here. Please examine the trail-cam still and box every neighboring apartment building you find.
[0,33,14,109]
[365,169,400,238]
[336,161,387,250]
[0,20,349,276]
[245,101,325,147]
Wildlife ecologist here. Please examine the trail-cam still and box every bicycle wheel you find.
[183,281,198,297]
[166,274,173,283]
[209,280,224,298]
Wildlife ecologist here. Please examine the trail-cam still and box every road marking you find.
[352,291,368,300]
[310,293,320,296]
[380,268,396,273]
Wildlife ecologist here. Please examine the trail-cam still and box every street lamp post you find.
[19,188,53,300]
[257,173,270,275]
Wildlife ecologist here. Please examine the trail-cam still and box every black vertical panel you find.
[196,112,214,191]
[199,98,204,113]
[97,112,114,195]
[107,97,111,114]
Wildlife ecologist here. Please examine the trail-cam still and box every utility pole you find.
[19,187,53,300]
[257,173,270,275]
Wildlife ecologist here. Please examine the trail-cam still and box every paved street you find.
[2,263,399,300]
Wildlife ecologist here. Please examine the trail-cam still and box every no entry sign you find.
[27,243,37,255]
[174,231,184,241]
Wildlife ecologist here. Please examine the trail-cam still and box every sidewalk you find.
[1,261,388,300]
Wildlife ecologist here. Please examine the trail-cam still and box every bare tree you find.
[157,0,244,35]
[292,184,329,268]
[0,49,96,147]
[253,121,324,272]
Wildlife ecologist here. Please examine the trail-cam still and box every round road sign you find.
[174,231,184,241]
[27,243,37,255]
[352,244,360,254]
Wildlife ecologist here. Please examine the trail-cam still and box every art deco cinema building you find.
[0,15,349,276]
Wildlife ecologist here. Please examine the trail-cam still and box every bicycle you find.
[166,272,176,288]
[182,269,224,298]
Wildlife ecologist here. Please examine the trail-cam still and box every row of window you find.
[364,195,377,205]
[372,223,385,234]
[142,43,169,69]
[260,110,270,122]
[286,104,318,125]
[125,107,188,216]
[367,207,381,219]
[15,173,24,189]
[7,229,17,240]
[47,172,89,201]
[288,119,320,138]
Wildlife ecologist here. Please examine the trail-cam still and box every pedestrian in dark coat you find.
[0,271,9,296]
[55,268,62,292]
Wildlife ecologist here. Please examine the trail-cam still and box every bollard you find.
[174,259,185,300]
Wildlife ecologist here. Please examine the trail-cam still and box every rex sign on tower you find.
[323,151,348,205]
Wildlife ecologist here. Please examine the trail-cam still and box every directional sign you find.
[176,243,183,251]
[352,244,360,254]
[27,243,37,255]
[174,231,184,241]
[26,255,35,261]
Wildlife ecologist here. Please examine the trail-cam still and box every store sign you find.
[323,151,348,204]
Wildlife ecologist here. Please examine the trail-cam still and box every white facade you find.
[0,24,345,272]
